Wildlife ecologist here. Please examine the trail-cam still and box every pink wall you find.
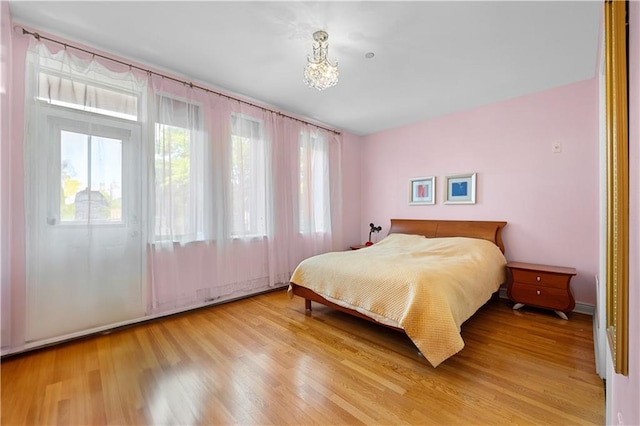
[340,132,363,248]
[610,1,640,424]
[361,78,599,305]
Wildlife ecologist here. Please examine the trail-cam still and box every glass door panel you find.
[60,131,123,223]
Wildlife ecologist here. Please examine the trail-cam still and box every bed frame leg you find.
[305,299,312,311]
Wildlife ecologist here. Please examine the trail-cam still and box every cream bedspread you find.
[288,233,507,367]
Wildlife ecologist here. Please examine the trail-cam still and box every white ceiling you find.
[9,1,602,136]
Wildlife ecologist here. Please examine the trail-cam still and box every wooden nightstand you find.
[506,262,577,320]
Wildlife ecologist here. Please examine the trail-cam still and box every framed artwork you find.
[444,173,476,204]
[409,176,435,205]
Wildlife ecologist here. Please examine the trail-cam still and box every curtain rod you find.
[19,27,341,136]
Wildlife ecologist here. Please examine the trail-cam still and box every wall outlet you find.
[552,142,562,153]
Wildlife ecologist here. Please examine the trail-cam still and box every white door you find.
[27,110,144,342]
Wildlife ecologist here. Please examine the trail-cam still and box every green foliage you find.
[156,124,191,188]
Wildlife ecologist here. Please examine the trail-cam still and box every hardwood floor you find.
[1,289,605,425]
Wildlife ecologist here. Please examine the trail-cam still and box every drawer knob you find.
[536,290,541,295]
[536,276,541,282]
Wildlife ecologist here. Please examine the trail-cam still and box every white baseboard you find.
[1,284,289,358]
[498,287,595,316]
[573,302,595,316]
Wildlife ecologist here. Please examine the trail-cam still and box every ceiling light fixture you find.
[303,30,338,91]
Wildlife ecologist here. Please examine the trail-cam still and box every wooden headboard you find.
[388,219,507,253]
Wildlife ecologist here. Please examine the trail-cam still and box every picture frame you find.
[444,173,476,204]
[409,176,435,205]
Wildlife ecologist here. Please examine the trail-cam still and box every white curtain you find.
[148,97,343,313]
[23,39,343,338]
[229,113,269,238]
[152,89,207,246]
[24,41,148,341]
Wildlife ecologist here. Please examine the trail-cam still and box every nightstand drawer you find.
[510,283,573,311]
[510,269,569,289]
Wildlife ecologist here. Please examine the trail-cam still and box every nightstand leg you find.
[512,303,525,310]
[554,310,569,320]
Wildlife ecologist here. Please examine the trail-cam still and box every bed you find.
[288,219,508,367]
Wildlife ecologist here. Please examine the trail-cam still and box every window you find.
[230,114,267,237]
[60,129,123,224]
[43,112,136,229]
[154,95,204,242]
[299,131,330,234]
[34,55,143,227]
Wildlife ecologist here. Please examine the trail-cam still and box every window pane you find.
[90,136,123,222]
[60,131,89,222]
[60,130,123,223]
[230,115,267,237]
[299,143,310,233]
[311,151,327,233]
[299,133,328,234]
[154,123,192,238]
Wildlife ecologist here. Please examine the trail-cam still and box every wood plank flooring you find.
[1,289,605,425]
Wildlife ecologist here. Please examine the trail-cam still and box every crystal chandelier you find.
[303,30,339,91]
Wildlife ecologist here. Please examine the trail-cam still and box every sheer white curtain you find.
[22,39,343,334]
[148,96,279,312]
[152,89,207,246]
[298,127,331,235]
[146,76,216,311]
[266,119,342,286]
[24,41,147,341]
[229,112,269,238]
[300,125,342,254]
[148,100,343,313]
